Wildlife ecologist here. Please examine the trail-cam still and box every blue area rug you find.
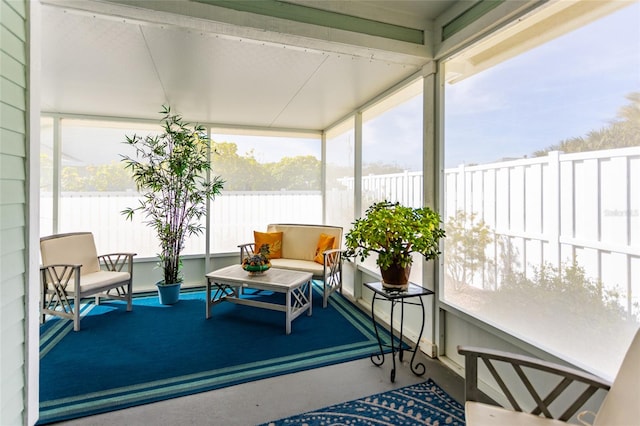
[38,283,398,424]
[262,378,466,425]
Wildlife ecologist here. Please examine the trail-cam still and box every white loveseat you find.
[239,224,343,308]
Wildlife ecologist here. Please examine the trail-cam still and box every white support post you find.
[422,63,437,355]
[353,111,363,301]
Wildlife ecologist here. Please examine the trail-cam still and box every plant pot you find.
[380,264,411,290]
[156,281,182,305]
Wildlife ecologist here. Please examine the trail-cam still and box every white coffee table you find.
[205,264,313,334]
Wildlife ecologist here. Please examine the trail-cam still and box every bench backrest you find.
[266,224,342,262]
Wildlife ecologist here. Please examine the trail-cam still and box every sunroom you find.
[3,0,639,424]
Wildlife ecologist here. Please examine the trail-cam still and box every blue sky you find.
[443,2,640,168]
[331,2,639,172]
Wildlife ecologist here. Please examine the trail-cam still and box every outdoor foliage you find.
[210,142,321,191]
[208,142,270,190]
[268,155,321,190]
[444,211,493,291]
[61,162,135,191]
[496,261,637,326]
[533,92,640,156]
[54,140,321,192]
[121,106,225,284]
[444,91,640,327]
[444,216,637,326]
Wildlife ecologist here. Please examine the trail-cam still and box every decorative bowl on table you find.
[242,244,272,275]
[242,263,271,275]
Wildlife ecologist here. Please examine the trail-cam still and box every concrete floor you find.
[52,351,466,426]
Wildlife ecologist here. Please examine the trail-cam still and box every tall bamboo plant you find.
[121,106,224,285]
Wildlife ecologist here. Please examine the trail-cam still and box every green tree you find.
[87,162,136,191]
[362,161,404,175]
[61,167,85,191]
[445,211,494,291]
[267,155,321,190]
[59,162,135,192]
[54,139,324,192]
[211,142,271,190]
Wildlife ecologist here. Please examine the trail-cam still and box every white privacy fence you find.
[337,171,424,208]
[40,191,322,258]
[40,148,639,311]
[334,148,639,314]
[444,148,640,313]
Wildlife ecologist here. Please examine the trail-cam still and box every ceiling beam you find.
[194,0,424,44]
[41,0,433,65]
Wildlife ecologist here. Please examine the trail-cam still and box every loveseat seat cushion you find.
[269,258,324,277]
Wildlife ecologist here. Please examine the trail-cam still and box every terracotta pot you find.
[380,263,411,290]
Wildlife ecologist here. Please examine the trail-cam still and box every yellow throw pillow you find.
[254,231,283,259]
[314,233,336,264]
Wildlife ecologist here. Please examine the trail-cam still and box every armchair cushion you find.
[79,271,132,292]
[465,402,569,426]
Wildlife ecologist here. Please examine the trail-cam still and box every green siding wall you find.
[0,0,28,424]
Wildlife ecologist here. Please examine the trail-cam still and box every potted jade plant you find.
[122,105,224,304]
[344,200,446,289]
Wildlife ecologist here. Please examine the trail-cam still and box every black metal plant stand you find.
[364,281,434,382]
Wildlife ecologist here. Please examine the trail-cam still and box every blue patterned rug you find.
[39,283,400,424]
[262,378,466,426]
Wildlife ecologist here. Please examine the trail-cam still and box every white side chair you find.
[40,232,136,331]
[458,328,640,425]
